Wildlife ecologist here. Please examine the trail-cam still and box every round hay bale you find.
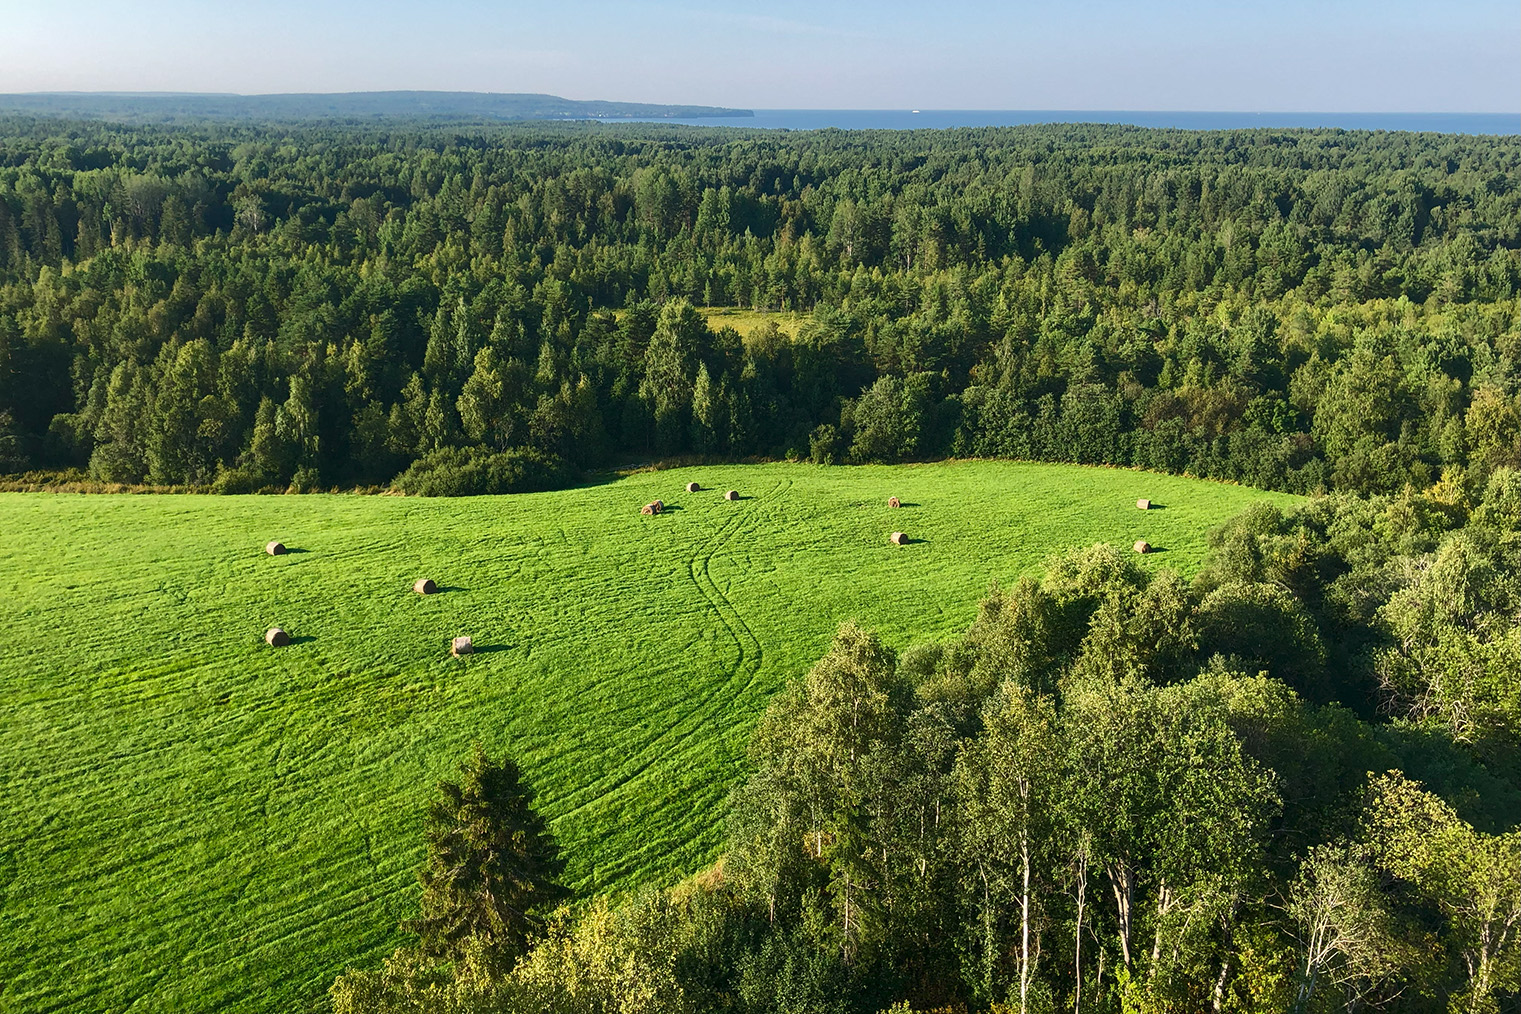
[724,489,739,501]
[1133,540,1151,554]
[890,531,909,546]
[651,499,663,512]
[888,496,901,508]
[265,627,290,647]
[641,503,654,515]
[1136,498,1151,510]
[413,578,437,595]
[265,541,287,556]
[451,635,474,656]
[686,482,700,493]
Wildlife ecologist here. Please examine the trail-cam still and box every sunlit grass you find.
[698,307,805,340]
[0,461,1297,1012]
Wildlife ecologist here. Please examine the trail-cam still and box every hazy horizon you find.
[0,0,1515,114]
[0,90,1511,116]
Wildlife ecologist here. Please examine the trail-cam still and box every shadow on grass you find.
[1143,503,1168,511]
[433,585,467,594]
[469,644,513,654]
[1141,546,1169,555]
[287,635,318,644]
[567,471,627,490]
[893,501,921,508]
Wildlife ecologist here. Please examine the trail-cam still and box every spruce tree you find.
[407,746,567,964]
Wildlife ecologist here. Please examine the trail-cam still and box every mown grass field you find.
[698,307,805,339]
[0,461,1298,1013]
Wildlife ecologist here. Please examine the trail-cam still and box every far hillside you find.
[0,91,753,122]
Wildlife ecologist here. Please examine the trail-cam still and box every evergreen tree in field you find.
[408,746,567,964]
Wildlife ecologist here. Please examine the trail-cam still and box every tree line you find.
[0,118,1517,496]
[334,474,1521,1014]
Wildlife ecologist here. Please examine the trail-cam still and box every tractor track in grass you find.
[549,480,787,826]
[688,480,789,710]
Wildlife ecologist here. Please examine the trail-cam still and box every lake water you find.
[610,109,1518,136]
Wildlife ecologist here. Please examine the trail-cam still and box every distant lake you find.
[607,109,1518,135]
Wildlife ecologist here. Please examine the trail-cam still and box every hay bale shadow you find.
[895,501,921,508]
[434,585,467,594]
[1145,503,1168,510]
[279,547,311,554]
[472,644,512,654]
[287,634,317,644]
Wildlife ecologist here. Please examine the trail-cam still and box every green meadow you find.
[0,461,1297,1013]
[697,307,806,339]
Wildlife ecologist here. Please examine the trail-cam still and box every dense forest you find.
[0,118,1517,497]
[333,480,1521,1014]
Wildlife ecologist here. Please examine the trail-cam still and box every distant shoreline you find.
[0,90,754,122]
[619,108,1518,135]
[0,94,1510,134]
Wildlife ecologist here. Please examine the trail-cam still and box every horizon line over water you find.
[613,109,1518,135]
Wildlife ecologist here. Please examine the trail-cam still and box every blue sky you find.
[0,0,1515,111]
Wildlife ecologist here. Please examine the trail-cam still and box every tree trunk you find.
[1292,964,1317,1014]
[1107,861,1134,969]
[842,864,852,961]
[1212,903,1237,1014]
[1020,833,1032,1014]
[1211,955,1231,1013]
[1073,850,1088,1014]
[1150,878,1172,972]
[981,865,995,998]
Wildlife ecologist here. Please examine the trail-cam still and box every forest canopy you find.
[0,117,1517,495]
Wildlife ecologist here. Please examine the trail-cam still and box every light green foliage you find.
[0,461,1291,1013]
[848,374,935,464]
[509,898,695,1014]
[1363,773,1521,1013]
[1061,675,1280,982]
[638,300,706,453]
[1286,843,1412,1014]
[333,896,698,1014]
[1374,474,1521,750]
[953,683,1060,1008]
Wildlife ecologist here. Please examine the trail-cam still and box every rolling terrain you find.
[0,461,1298,1013]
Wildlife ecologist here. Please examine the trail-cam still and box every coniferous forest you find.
[0,118,1517,498]
[1,117,1518,1013]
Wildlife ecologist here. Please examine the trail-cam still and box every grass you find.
[0,461,1298,1013]
[698,307,805,340]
